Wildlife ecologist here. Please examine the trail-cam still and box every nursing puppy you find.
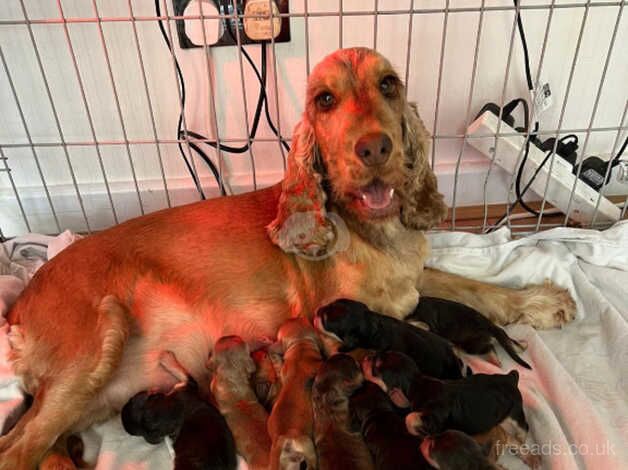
[251,346,283,411]
[122,352,237,469]
[313,354,374,470]
[407,297,531,369]
[364,351,528,438]
[420,430,502,470]
[209,336,271,470]
[267,319,323,469]
[349,381,430,470]
[315,299,463,379]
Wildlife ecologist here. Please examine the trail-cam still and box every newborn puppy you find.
[251,346,283,411]
[267,318,323,470]
[313,354,374,470]
[364,351,528,439]
[122,351,237,469]
[407,297,531,369]
[349,381,430,470]
[315,299,463,379]
[420,430,502,470]
[209,336,272,470]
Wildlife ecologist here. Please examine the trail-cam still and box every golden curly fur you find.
[1,48,575,468]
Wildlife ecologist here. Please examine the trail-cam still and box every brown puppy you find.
[251,346,283,411]
[209,336,271,470]
[313,354,374,470]
[420,430,502,470]
[267,319,323,470]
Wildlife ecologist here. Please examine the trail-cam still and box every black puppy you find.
[349,381,430,470]
[315,299,464,379]
[363,351,528,439]
[420,430,500,470]
[121,363,237,469]
[407,296,531,369]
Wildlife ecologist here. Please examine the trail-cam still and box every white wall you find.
[1,0,627,236]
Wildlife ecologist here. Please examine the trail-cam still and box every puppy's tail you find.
[491,325,531,370]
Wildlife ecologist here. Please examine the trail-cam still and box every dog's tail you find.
[491,325,531,370]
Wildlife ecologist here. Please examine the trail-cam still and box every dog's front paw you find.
[517,280,576,329]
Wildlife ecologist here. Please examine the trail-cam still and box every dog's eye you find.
[379,75,398,98]
[315,92,336,111]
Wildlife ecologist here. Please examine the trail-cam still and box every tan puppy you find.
[267,319,323,470]
[313,354,374,470]
[209,336,271,470]
[251,346,283,411]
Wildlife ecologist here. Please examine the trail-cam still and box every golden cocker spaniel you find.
[1,47,575,468]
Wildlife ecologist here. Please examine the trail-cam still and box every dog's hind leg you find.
[419,268,575,329]
[0,295,131,470]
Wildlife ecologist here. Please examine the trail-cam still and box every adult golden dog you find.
[1,47,574,468]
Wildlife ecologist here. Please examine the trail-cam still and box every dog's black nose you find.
[354,132,392,166]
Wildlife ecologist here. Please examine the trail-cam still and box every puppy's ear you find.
[399,102,448,231]
[267,118,335,257]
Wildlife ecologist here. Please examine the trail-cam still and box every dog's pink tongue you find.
[360,180,394,209]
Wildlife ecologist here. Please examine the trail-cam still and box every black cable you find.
[612,136,627,162]
[513,0,534,92]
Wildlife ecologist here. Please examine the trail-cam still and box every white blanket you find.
[1,224,627,469]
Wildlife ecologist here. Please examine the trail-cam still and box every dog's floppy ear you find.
[399,102,448,230]
[267,118,335,257]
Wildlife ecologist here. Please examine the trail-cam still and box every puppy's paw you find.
[278,436,317,470]
[405,412,425,436]
[516,280,576,329]
[39,452,77,470]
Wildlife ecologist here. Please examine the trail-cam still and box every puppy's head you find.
[276,318,320,352]
[314,299,374,351]
[313,354,364,416]
[208,336,256,396]
[121,391,184,444]
[348,381,395,433]
[420,430,497,470]
[362,350,418,408]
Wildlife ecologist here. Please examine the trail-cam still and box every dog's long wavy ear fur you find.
[400,102,448,230]
[267,118,334,256]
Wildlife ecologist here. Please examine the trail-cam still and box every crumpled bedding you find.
[1,223,627,469]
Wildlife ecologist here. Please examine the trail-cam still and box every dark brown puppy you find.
[349,382,430,470]
[407,297,531,369]
[315,299,464,379]
[313,354,374,470]
[122,352,237,470]
[420,430,502,470]
[363,351,528,439]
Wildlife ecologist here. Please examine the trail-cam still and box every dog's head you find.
[313,353,364,417]
[419,430,497,470]
[314,299,375,351]
[121,391,184,444]
[208,335,256,398]
[267,47,447,256]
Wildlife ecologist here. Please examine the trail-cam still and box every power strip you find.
[467,111,621,224]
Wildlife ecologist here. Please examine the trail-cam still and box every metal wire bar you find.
[2,2,626,26]
[339,0,343,49]
[480,1,526,232]
[89,0,145,214]
[403,0,416,96]
[17,0,91,233]
[429,0,449,170]
[267,0,287,170]
[52,0,119,225]
[0,45,61,233]
[450,0,486,230]
[491,0,557,232]
[304,0,311,75]
[373,0,379,49]
[0,147,31,232]
[533,3,590,231]
[3,124,627,149]
[561,3,624,225]
[127,0,171,208]
[591,101,627,226]
[197,0,229,194]
[231,0,257,190]
[158,0,202,197]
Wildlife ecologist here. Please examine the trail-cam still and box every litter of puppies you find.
[88,297,538,469]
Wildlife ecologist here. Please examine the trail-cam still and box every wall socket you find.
[173,0,290,49]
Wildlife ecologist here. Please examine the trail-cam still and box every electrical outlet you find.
[173,0,290,49]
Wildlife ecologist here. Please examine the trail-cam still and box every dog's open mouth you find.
[354,179,399,216]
